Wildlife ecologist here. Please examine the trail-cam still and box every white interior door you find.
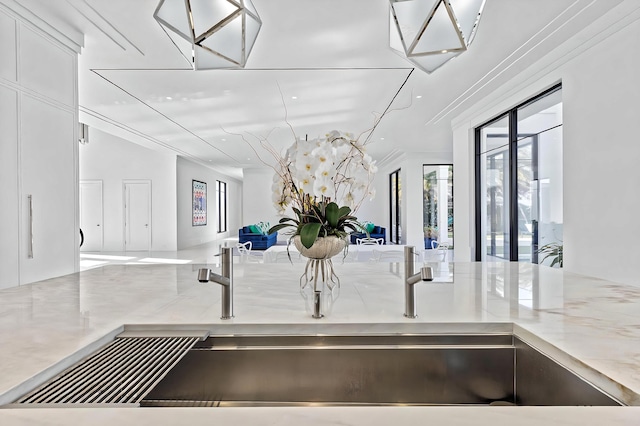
[124,181,151,251]
[79,180,103,252]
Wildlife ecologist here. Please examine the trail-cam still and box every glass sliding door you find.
[516,138,535,261]
[517,90,563,266]
[389,169,401,244]
[478,115,510,260]
[475,85,563,266]
[423,165,453,250]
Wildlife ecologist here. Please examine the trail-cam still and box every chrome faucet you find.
[198,247,233,320]
[404,246,433,318]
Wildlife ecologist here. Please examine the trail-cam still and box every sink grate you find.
[17,336,198,405]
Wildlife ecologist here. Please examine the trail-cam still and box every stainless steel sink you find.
[141,334,622,407]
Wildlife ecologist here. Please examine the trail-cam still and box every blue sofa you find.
[239,226,278,250]
[350,226,386,244]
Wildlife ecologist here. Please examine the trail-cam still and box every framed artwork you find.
[192,180,207,226]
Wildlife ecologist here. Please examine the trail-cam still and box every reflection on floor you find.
[79,239,232,271]
[80,238,454,271]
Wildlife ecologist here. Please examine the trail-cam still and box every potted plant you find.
[269,195,364,256]
[537,242,563,267]
[264,130,377,255]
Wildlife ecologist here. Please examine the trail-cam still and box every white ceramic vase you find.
[293,235,347,259]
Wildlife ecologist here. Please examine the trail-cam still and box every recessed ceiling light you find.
[221,138,226,141]
[381,137,385,140]
[416,95,422,99]
[441,50,448,54]
[247,157,251,161]
[291,96,298,100]
[208,160,212,162]
[166,96,172,100]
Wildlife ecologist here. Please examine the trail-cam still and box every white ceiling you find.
[15,0,622,178]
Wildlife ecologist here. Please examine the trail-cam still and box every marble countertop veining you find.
[1,261,640,424]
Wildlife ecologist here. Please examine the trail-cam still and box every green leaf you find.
[343,223,360,233]
[337,205,351,218]
[325,202,339,227]
[268,223,294,233]
[278,217,297,224]
[337,215,358,226]
[301,212,321,223]
[300,222,322,248]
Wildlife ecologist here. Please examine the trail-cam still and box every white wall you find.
[176,157,242,249]
[562,17,640,285]
[79,129,178,251]
[0,5,81,288]
[452,6,640,286]
[243,168,280,230]
[452,125,475,261]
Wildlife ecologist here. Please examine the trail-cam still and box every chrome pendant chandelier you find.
[153,0,262,70]
[389,0,486,73]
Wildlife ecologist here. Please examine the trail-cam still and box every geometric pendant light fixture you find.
[389,0,486,73]
[153,0,262,70]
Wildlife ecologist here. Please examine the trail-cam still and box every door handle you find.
[28,195,33,259]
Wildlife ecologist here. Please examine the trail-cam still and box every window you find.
[389,169,401,244]
[423,165,453,250]
[216,180,227,233]
[475,84,563,266]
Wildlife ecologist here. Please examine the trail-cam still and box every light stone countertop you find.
[1,261,640,424]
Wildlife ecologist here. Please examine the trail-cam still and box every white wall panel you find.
[0,11,16,82]
[18,25,75,107]
[0,86,19,288]
[0,2,79,288]
[19,95,76,284]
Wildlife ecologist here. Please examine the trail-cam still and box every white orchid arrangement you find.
[253,130,377,248]
[228,85,406,248]
[271,130,377,216]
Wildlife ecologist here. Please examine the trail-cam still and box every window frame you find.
[216,180,227,233]
[474,83,562,261]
